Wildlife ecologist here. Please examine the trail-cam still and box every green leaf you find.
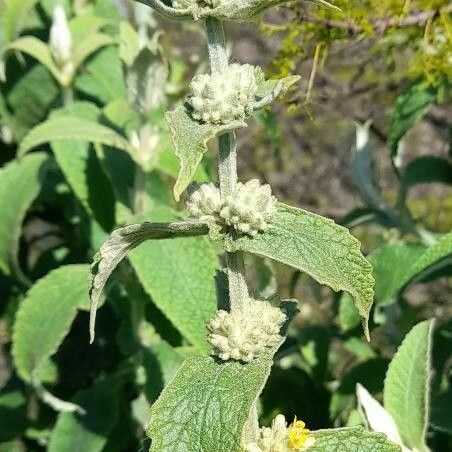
[19,116,135,159]
[89,219,209,343]
[147,356,273,452]
[310,427,401,452]
[142,339,184,404]
[254,67,300,107]
[69,14,110,44]
[4,37,61,83]
[74,46,125,103]
[2,0,38,43]
[370,242,426,306]
[226,203,374,339]
[384,320,435,451]
[72,33,116,71]
[388,82,436,157]
[129,213,219,352]
[5,64,59,140]
[12,264,90,383]
[166,105,246,201]
[402,156,452,189]
[49,102,116,231]
[0,153,48,276]
[127,46,169,114]
[118,21,139,66]
[371,234,452,305]
[0,383,27,442]
[431,389,452,435]
[48,378,119,452]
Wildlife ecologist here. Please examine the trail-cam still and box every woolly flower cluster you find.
[245,415,316,452]
[187,64,257,124]
[186,179,277,237]
[207,299,286,362]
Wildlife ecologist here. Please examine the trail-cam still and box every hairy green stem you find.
[205,18,249,311]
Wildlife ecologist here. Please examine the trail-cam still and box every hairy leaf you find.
[226,203,374,339]
[0,153,48,276]
[127,46,168,114]
[5,64,59,139]
[89,220,209,342]
[74,46,125,104]
[370,242,426,306]
[384,320,434,451]
[49,102,116,232]
[254,67,300,108]
[147,356,273,452]
[166,105,246,200]
[310,427,401,451]
[371,234,452,305]
[2,0,38,43]
[402,156,452,189]
[72,33,115,70]
[48,379,119,452]
[19,116,135,159]
[12,264,90,383]
[388,82,436,157]
[4,37,61,83]
[129,231,218,351]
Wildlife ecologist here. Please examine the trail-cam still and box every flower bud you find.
[49,6,73,67]
[186,183,223,222]
[207,299,286,362]
[220,179,277,236]
[187,64,257,125]
[244,415,316,452]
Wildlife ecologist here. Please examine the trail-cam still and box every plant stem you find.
[205,18,249,311]
[62,85,74,106]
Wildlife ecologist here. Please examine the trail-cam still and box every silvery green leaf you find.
[89,220,208,343]
[166,105,246,200]
[253,67,300,109]
[185,0,339,21]
[310,427,401,452]
[18,116,135,159]
[0,153,48,277]
[384,320,435,452]
[126,46,169,114]
[146,356,274,452]
[226,203,374,339]
[12,265,90,413]
[3,37,61,83]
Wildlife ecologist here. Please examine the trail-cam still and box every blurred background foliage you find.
[0,0,451,451]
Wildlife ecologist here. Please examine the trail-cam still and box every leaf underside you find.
[89,219,209,343]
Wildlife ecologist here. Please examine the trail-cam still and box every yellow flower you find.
[288,418,316,450]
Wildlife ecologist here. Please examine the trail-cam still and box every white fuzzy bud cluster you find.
[207,299,286,362]
[186,183,223,221]
[49,6,73,67]
[187,64,257,124]
[245,415,316,452]
[220,179,276,236]
[186,179,277,237]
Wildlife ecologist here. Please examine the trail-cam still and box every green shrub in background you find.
[0,0,450,451]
